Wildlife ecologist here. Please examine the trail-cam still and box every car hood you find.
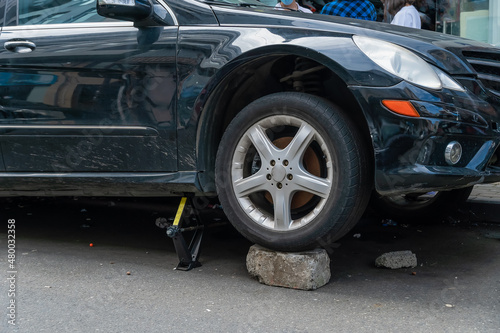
[212,6,500,76]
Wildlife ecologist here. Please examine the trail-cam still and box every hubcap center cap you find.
[271,165,286,182]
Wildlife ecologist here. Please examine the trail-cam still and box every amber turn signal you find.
[382,100,420,117]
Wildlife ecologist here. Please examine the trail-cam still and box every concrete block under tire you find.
[246,244,331,290]
[375,250,417,269]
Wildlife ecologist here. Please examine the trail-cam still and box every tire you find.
[369,187,474,222]
[215,92,371,251]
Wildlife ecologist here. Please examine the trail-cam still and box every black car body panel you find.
[0,0,499,198]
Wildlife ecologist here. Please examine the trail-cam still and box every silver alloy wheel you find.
[230,115,333,231]
[217,92,371,251]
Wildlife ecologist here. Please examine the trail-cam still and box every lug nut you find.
[267,174,272,180]
[283,160,289,166]
[271,160,276,166]
[277,183,283,189]
[287,174,293,180]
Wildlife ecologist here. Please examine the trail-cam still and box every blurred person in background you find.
[413,0,434,30]
[320,0,377,21]
[275,0,313,13]
[384,0,421,28]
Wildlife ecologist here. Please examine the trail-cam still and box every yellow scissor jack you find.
[166,197,204,271]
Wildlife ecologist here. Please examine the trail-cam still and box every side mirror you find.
[97,0,153,22]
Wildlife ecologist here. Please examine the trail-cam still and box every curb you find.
[465,183,500,224]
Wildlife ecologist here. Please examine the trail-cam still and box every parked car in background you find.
[0,0,499,251]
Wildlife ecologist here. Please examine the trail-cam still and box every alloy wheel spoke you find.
[293,170,331,198]
[233,172,269,198]
[283,123,316,162]
[247,125,278,163]
[273,190,292,230]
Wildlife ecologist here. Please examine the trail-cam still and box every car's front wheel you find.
[215,93,371,251]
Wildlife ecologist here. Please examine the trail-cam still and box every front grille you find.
[462,50,500,97]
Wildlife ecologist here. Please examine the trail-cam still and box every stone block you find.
[246,244,331,290]
[375,250,417,269]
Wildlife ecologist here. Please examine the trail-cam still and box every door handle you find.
[4,40,37,53]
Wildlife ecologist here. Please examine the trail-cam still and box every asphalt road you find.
[1,197,499,333]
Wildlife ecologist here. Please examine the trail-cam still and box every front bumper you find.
[351,80,500,195]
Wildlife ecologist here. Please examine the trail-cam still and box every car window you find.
[18,0,112,25]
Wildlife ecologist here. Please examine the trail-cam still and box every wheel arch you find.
[196,45,375,192]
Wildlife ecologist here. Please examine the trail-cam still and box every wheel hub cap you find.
[271,165,286,182]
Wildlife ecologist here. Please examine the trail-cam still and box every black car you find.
[0,0,499,251]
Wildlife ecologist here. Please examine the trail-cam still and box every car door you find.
[0,0,178,172]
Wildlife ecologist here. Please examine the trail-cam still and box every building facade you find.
[417,0,499,46]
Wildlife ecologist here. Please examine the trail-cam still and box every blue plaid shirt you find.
[320,0,377,21]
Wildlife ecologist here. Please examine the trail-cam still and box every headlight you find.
[432,66,465,91]
[353,35,465,92]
